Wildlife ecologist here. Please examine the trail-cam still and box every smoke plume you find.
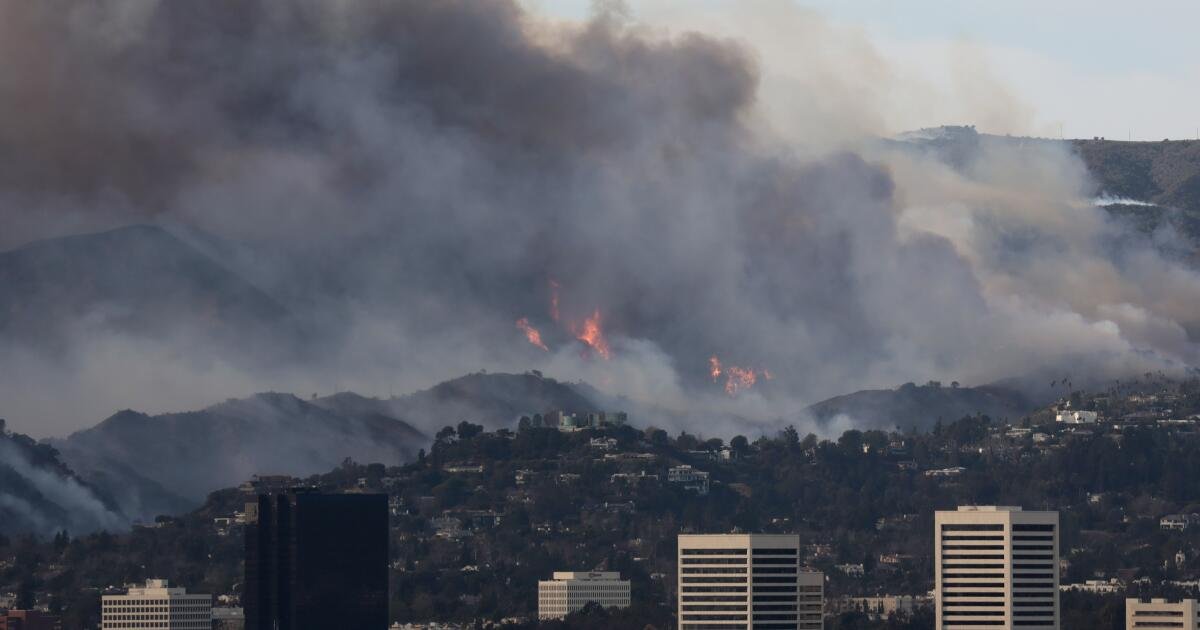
[0,0,1198,438]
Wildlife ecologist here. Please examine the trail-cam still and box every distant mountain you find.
[51,393,426,523]
[0,420,125,535]
[892,126,1200,251]
[0,224,294,353]
[807,382,1036,431]
[315,371,599,434]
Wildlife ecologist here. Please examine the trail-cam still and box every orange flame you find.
[724,366,758,396]
[515,317,548,351]
[709,356,723,382]
[574,309,611,359]
[709,356,771,396]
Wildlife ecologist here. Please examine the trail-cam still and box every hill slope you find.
[0,421,125,535]
[894,126,1200,249]
[1073,138,1200,213]
[52,393,426,522]
[315,372,599,434]
[807,382,1036,431]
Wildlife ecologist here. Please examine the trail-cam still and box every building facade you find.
[100,580,211,630]
[244,491,388,630]
[1126,598,1200,629]
[668,466,711,495]
[537,571,631,619]
[935,506,1059,629]
[677,533,823,630]
[0,610,62,630]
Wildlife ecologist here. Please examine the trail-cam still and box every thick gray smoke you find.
[1,0,1199,438]
[0,431,125,534]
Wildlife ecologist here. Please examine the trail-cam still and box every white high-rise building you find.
[101,579,212,630]
[935,506,1059,629]
[537,571,631,619]
[1126,598,1200,629]
[677,533,823,630]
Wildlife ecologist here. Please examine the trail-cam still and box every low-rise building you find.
[1056,410,1099,424]
[210,607,244,630]
[836,563,865,577]
[1126,598,1200,630]
[924,466,965,478]
[667,465,710,495]
[101,579,211,630]
[1161,514,1200,531]
[838,595,926,619]
[1061,578,1123,594]
[537,572,630,620]
[0,610,62,630]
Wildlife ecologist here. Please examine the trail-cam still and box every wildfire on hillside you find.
[515,317,548,351]
[573,309,612,360]
[709,355,772,396]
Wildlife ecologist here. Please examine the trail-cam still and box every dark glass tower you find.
[245,491,388,630]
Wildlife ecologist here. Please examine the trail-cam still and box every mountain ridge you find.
[51,392,428,524]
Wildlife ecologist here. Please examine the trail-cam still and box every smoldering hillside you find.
[1,0,1200,440]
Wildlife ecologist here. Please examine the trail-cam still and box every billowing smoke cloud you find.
[0,0,1198,439]
[0,431,125,534]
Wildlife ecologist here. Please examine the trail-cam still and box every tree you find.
[780,425,800,448]
[435,426,458,443]
[730,435,749,454]
[457,421,484,440]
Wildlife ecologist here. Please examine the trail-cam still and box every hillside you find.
[51,393,426,523]
[1072,138,1200,213]
[11,385,1200,628]
[0,420,124,535]
[315,371,599,434]
[806,381,1036,430]
[895,127,1200,249]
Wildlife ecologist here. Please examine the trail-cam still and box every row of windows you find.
[940,524,1055,532]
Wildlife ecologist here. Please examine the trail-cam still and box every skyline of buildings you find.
[17,496,1200,629]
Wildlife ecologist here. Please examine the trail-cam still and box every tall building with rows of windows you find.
[537,571,631,619]
[1125,598,1200,630]
[677,533,823,630]
[935,506,1059,629]
[100,579,211,630]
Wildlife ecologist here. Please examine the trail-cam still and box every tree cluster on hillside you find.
[9,379,1200,628]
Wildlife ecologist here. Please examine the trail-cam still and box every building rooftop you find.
[548,571,624,581]
[108,579,208,597]
[957,506,1023,512]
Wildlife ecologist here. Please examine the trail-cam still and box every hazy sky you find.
[527,0,1200,141]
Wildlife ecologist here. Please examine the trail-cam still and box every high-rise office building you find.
[100,579,210,630]
[935,506,1059,629]
[677,533,823,630]
[537,571,631,619]
[1126,598,1200,630]
[244,491,388,630]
